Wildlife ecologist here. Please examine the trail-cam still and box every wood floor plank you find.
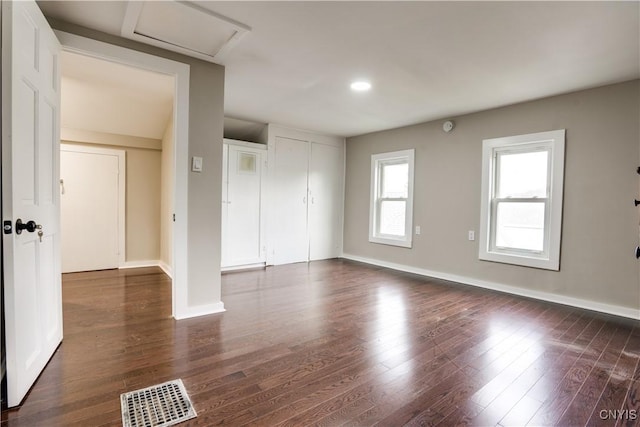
[1,260,638,427]
[585,322,637,427]
[554,320,622,426]
[526,317,609,425]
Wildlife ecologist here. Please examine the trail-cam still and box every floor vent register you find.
[120,379,197,427]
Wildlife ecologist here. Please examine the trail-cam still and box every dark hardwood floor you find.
[2,259,639,426]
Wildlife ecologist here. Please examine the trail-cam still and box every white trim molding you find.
[369,149,415,248]
[158,260,173,278]
[174,302,226,320]
[479,129,565,270]
[341,253,640,320]
[120,260,162,269]
[221,263,266,273]
[121,260,173,280]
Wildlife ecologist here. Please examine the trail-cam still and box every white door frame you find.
[60,143,126,269]
[55,31,191,319]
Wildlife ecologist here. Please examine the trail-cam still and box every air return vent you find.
[120,379,197,427]
[121,1,250,64]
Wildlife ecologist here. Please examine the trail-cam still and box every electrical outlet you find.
[415,226,421,235]
[468,230,475,241]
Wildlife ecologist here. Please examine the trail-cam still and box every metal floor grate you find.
[121,379,197,427]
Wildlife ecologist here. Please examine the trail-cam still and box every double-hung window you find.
[479,130,565,270]
[369,149,415,248]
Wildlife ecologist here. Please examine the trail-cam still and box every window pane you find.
[495,202,545,251]
[381,162,408,198]
[379,200,406,236]
[497,150,548,198]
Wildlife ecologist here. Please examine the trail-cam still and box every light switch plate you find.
[191,156,203,172]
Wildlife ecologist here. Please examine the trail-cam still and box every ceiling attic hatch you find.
[121,0,250,64]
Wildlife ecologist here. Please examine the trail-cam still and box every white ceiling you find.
[40,1,640,138]
[61,51,174,140]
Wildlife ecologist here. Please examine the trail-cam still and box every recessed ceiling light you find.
[350,81,371,92]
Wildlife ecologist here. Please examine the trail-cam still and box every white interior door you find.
[1,0,63,407]
[273,137,309,264]
[223,144,265,267]
[309,143,344,260]
[60,145,124,273]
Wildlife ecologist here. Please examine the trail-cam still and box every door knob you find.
[15,219,41,235]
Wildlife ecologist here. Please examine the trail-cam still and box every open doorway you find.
[59,51,174,275]
[56,30,191,319]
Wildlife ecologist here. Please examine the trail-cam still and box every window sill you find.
[479,250,559,271]
[369,236,412,248]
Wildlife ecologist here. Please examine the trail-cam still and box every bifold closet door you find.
[273,137,310,264]
[309,143,343,260]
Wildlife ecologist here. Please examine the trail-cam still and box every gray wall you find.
[344,80,640,312]
[50,20,225,310]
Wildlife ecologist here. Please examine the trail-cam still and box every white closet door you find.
[60,147,122,272]
[224,145,264,267]
[273,137,310,264]
[221,144,229,267]
[309,143,343,260]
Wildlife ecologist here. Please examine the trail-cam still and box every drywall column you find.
[186,60,224,311]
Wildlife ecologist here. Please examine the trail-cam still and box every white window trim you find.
[479,130,565,270]
[369,149,415,248]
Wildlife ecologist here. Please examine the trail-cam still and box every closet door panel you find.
[273,137,309,264]
[221,144,229,267]
[309,143,343,260]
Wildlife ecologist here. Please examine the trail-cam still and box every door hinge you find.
[173,214,175,222]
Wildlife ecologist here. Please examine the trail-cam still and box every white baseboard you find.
[341,253,640,320]
[120,260,161,269]
[221,262,266,272]
[118,260,174,279]
[158,261,173,278]
[175,301,225,320]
